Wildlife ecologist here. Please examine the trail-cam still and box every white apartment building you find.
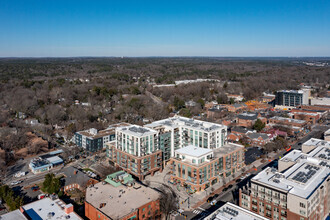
[115,125,159,157]
[145,116,227,159]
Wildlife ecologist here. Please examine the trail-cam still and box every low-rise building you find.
[268,116,308,133]
[205,202,268,220]
[29,155,63,174]
[239,138,330,220]
[226,103,247,112]
[85,175,160,220]
[0,197,82,220]
[62,167,98,193]
[237,113,260,128]
[169,143,245,192]
[246,133,271,146]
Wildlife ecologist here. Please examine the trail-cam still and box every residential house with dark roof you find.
[237,112,260,128]
[246,133,272,146]
[62,167,98,193]
[227,103,247,112]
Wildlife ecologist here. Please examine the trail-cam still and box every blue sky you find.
[0,0,329,57]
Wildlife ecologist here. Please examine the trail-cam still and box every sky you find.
[0,0,329,57]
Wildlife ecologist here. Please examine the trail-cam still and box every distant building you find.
[274,89,310,108]
[74,123,129,152]
[29,155,63,174]
[85,174,160,220]
[24,118,39,125]
[207,105,227,119]
[169,143,245,192]
[205,202,268,220]
[227,94,244,102]
[185,100,197,107]
[227,103,247,112]
[310,97,330,106]
[237,112,260,128]
[239,138,330,220]
[0,197,82,220]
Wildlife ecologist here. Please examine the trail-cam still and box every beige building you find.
[240,138,330,220]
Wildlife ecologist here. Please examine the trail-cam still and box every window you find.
[299,202,306,208]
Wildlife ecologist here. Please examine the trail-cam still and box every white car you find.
[210,199,217,205]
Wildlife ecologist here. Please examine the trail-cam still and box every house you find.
[62,167,98,193]
[246,133,271,146]
[237,112,260,128]
[207,105,227,119]
[185,100,197,107]
[24,118,39,126]
[226,103,247,112]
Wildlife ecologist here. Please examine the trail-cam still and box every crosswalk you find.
[192,209,202,214]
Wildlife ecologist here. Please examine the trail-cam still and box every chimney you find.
[64,204,74,214]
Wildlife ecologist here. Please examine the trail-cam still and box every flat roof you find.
[117,125,157,137]
[252,140,330,199]
[270,116,307,124]
[213,143,244,158]
[0,210,27,220]
[21,198,82,220]
[278,90,304,94]
[46,156,63,164]
[77,123,129,139]
[145,116,226,132]
[86,182,159,219]
[205,202,268,220]
[175,145,213,158]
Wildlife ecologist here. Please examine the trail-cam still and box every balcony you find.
[266,213,272,218]
[266,206,272,211]
[252,201,258,205]
[281,212,287,217]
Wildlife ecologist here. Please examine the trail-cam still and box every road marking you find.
[193,210,201,214]
[198,207,206,211]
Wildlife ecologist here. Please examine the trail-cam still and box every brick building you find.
[169,143,245,192]
[85,177,160,220]
[237,113,260,128]
[239,138,330,220]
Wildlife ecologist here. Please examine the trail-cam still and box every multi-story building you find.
[169,143,245,192]
[325,129,330,142]
[239,138,330,220]
[107,117,227,180]
[205,202,268,220]
[74,123,129,152]
[274,89,310,108]
[107,125,163,180]
[145,116,227,162]
[85,174,160,220]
